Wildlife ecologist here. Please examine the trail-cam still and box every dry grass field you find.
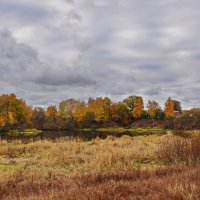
[0,133,200,199]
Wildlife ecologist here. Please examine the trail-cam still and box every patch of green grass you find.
[99,127,165,132]
[78,128,91,131]
[91,127,167,135]
[7,129,42,137]
[23,129,42,136]
[0,163,25,179]
[132,159,163,169]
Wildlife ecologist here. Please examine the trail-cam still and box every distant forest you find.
[0,94,199,131]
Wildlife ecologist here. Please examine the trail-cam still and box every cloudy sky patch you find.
[0,0,200,108]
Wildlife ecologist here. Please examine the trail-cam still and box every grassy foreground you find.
[0,133,200,199]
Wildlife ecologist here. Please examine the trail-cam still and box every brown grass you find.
[1,165,200,200]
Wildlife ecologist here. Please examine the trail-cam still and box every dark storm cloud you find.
[0,0,200,108]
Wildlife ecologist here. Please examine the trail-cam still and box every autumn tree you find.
[45,106,60,129]
[73,103,88,126]
[82,112,95,128]
[31,107,46,129]
[108,103,131,126]
[0,114,6,129]
[0,94,32,130]
[123,96,135,111]
[147,100,161,126]
[164,97,175,118]
[123,96,144,120]
[132,96,144,119]
[59,98,81,119]
[87,97,111,123]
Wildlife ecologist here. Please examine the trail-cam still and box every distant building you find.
[174,111,181,117]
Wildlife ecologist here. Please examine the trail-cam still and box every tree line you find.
[0,93,196,131]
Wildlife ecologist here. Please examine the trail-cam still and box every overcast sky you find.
[0,0,200,108]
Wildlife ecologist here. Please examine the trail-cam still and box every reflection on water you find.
[39,130,108,140]
[0,130,126,141]
[0,129,167,141]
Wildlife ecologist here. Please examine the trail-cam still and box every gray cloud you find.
[0,0,200,108]
[65,0,74,4]
[0,29,97,105]
[36,69,96,87]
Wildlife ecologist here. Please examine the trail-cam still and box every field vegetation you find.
[1,132,200,199]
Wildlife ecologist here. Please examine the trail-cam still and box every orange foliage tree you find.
[164,97,175,118]
[74,103,88,125]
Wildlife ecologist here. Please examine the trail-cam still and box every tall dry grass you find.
[0,135,161,181]
[158,134,200,165]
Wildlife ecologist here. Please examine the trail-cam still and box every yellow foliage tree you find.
[147,100,160,126]
[74,103,88,124]
[87,97,111,122]
[132,96,144,119]
[8,112,15,125]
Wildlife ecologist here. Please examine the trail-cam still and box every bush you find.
[164,117,174,129]
[174,109,200,130]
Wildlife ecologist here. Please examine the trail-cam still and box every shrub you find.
[174,108,200,130]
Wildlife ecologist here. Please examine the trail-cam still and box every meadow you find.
[0,130,200,199]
